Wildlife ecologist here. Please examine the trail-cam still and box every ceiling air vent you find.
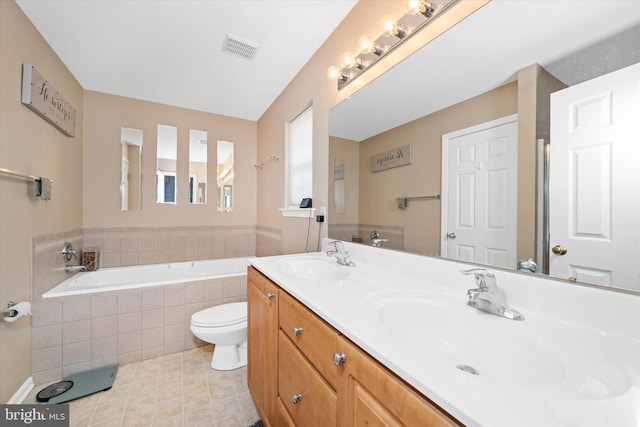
[222,33,260,61]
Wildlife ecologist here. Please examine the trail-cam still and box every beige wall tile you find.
[164,323,185,344]
[118,351,141,365]
[92,316,117,338]
[92,336,117,360]
[141,309,164,330]
[32,324,62,350]
[63,298,91,323]
[141,346,164,361]
[164,285,185,307]
[63,320,91,344]
[141,327,164,350]
[118,291,142,314]
[92,295,118,318]
[118,312,142,334]
[63,361,92,377]
[32,347,62,372]
[163,341,185,355]
[164,306,185,326]
[118,331,141,354]
[63,341,90,365]
[31,302,62,327]
[141,289,164,311]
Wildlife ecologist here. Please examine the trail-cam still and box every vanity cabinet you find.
[247,266,279,426]
[335,336,458,427]
[248,267,459,427]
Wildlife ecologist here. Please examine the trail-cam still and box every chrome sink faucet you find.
[326,241,355,267]
[461,268,524,321]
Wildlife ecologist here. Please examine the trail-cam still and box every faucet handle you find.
[460,268,496,291]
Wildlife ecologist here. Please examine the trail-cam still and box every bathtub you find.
[42,257,254,298]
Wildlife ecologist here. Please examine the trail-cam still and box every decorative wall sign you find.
[334,164,345,180]
[371,144,412,172]
[21,64,76,137]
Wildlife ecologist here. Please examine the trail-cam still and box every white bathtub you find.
[43,257,254,298]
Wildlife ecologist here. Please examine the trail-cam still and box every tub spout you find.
[65,265,87,273]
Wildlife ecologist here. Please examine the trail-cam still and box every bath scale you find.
[36,365,118,404]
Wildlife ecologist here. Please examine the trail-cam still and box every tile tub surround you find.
[30,275,247,385]
[32,225,275,303]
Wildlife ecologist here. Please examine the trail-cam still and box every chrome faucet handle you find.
[326,240,343,255]
[460,268,497,293]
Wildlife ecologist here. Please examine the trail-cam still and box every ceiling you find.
[16,0,357,122]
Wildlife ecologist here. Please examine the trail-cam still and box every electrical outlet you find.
[316,215,324,223]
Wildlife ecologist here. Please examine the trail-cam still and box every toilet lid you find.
[191,302,247,327]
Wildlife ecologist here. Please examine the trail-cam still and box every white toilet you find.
[190,302,248,370]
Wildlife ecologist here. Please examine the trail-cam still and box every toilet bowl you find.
[190,302,247,370]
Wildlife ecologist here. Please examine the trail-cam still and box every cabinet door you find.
[247,266,279,426]
[336,336,459,427]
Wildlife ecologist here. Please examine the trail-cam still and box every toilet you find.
[190,302,248,370]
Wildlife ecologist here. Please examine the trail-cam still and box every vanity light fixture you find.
[328,0,456,90]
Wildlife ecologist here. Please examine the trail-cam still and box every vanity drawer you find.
[279,290,341,389]
[278,330,337,427]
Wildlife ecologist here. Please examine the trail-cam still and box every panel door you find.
[443,119,518,269]
[549,63,640,289]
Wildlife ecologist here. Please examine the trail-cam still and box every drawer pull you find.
[333,352,347,366]
[293,326,304,336]
[266,292,275,300]
[291,393,303,405]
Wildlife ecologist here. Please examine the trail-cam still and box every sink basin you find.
[372,294,630,397]
[276,256,351,281]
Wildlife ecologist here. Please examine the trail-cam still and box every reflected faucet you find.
[461,268,524,321]
[326,241,355,267]
[370,231,388,247]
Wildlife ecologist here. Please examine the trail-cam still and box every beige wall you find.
[256,0,489,254]
[83,91,257,227]
[0,0,84,402]
[328,136,359,224]
[356,82,518,255]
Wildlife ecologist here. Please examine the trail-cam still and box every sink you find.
[276,256,351,281]
[372,294,630,397]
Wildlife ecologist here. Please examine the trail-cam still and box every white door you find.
[441,116,518,269]
[549,63,640,289]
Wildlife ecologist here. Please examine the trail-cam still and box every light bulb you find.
[406,0,423,15]
[327,66,341,80]
[341,51,356,69]
[358,36,381,56]
[381,15,405,38]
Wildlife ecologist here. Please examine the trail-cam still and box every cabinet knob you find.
[293,327,304,336]
[333,352,346,366]
[266,292,275,300]
[291,393,303,405]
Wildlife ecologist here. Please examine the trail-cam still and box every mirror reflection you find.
[120,127,143,211]
[156,124,177,204]
[328,1,640,292]
[189,129,208,204]
[217,141,234,212]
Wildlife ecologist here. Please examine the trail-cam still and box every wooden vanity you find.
[247,266,459,427]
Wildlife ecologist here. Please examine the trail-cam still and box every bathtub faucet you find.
[64,265,87,273]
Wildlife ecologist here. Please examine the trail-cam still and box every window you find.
[287,106,313,207]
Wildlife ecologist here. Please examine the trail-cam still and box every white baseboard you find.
[7,377,34,404]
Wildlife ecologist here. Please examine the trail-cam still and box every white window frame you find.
[280,106,315,218]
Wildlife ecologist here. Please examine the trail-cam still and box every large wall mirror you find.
[217,141,234,212]
[328,1,640,292]
[156,124,177,204]
[189,129,208,204]
[120,127,143,211]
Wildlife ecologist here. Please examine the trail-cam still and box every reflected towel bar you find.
[254,155,280,169]
[397,194,440,209]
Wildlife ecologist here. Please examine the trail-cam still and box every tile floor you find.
[24,345,260,427]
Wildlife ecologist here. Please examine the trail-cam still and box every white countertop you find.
[250,241,640,427]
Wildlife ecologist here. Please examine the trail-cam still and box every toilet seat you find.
[191,302,246,328]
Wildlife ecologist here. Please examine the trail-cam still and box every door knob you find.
[552,244,567,255]
[447,233,456,239]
